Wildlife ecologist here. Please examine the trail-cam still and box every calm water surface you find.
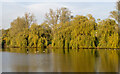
[2,48,120,72]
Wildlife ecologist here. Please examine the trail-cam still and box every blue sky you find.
[1,2,117,29]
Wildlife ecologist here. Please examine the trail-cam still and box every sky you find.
[0,0,118,2]
[0,0,118,29]
[0,0,118,73]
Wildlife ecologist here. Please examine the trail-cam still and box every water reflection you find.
[2,48,120,72]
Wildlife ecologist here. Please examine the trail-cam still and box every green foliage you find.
[1,7,119,49]
[97,19,119,48]
[52,15,97,49]
[2,13,51,48]
[110,1,120,47]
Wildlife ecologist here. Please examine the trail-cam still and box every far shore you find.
[2,47,120,50]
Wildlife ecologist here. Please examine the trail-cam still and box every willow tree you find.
[1,29,10,48]
[110,1,120,48]
[52,14,97,49]
[97,19,119,48]
[52,21,72,48]
[45,7,72,47]
[69,15,97,49]
[28,23,50,48]
[7,13,36,47]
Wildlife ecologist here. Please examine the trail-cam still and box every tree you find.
[110,1,120,23]
[97,19,118,48]
[110,1,120,48]
[45,7,71,29]
[52,15,97,49]
[1,7,119,49]
[9,13,35,37]
[6,13,36,47]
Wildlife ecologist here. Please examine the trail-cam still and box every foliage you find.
[1,7,119,49]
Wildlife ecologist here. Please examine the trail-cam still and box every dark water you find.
[2,48,120,72]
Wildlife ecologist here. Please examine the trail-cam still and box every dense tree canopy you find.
[110,1,120,48]
[1,6,120,49]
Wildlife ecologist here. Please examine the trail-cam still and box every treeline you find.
[52,15,119,49]
[1,2,120,49]
[2,13,52,48]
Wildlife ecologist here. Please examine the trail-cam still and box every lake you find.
[2,48,120,72]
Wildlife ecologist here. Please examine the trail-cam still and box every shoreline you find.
[2,47,120,49]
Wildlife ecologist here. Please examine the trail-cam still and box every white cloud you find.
[26,3,68,25]
[2,3,28,29]
[2,2,116,29]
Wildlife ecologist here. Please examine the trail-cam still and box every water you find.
[2,48,120,72]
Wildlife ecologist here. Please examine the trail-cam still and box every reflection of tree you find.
[2,48,119,72]
[94,50,101,72]
[13,65,29,72]
[98,50,119,72]
[118,51,120,72]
